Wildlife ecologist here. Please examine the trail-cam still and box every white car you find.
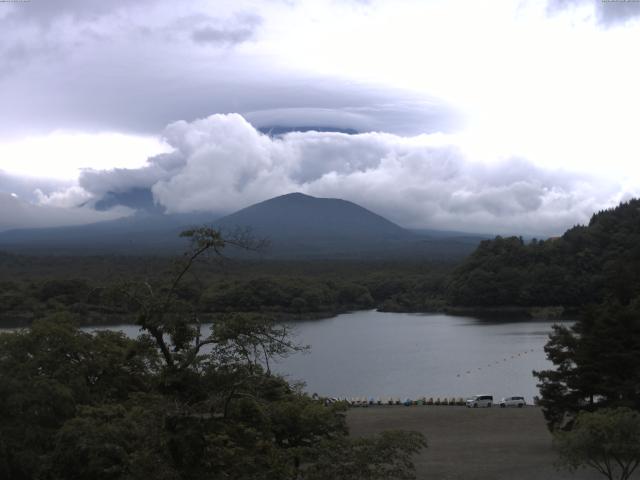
[500,396,526,408]
[466,394,493,408]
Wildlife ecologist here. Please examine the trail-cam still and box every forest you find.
[444,199,640,311]
[0,254,451,328]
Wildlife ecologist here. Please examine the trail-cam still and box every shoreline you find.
[0,304,577,330]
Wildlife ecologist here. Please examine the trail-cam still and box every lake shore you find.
[347,406,601,480]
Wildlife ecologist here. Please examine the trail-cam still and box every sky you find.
[1,0,639,235]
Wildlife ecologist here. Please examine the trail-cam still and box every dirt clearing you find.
[347,406,608,480]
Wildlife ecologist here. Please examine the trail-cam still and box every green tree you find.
[554,408,640,480]
[0,315,157,480]
[534,300,640,431]
[301,430,426,480]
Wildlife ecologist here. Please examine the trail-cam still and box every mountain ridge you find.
[0,192,484,259]
[215,192,411,240]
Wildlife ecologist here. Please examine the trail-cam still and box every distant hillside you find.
[0,212,218,255]
[0,192,484,259]
[213,193,483,259]
[216,192,408,239]
[446,198,640,308]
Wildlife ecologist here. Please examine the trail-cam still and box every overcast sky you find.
[1,0,639,234]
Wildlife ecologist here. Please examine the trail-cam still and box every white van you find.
[499,396,526,408]
[466,394,493,408]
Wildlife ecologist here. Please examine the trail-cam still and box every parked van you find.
[466,394,493,408]
[500,396,526,408]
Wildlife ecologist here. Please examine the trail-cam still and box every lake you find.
[84,310,566,404]
[275,310,566,403]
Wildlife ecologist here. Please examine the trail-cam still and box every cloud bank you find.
[74,114,632,236]
[0,192,131,232]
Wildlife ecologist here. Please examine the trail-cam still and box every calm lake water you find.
[82,310,567,404]
[276,310,566,403]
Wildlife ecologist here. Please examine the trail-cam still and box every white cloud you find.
[77,113,634,236]
[34,186,92,208]
[0,132,168,180]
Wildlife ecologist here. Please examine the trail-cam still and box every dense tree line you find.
[447,199,640,309]
[533,299,640,429]
[0,258,450,328]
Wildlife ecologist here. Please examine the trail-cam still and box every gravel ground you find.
[347,406,609,480]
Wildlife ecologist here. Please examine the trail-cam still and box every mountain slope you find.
[0,192,484,259]
[0,212,219,254]
[216,192,410,240]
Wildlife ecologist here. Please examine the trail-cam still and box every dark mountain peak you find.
[266,192,314,202]
[217,192,408,241]
[245,192,375,211]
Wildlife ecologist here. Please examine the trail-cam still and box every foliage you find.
[0,255,451,328]
[0,227,426,480]
[534,300,640,431]
[554,408,640,480]
[447,199,640,308]
[0,316,158,480]
[301,430,426,480]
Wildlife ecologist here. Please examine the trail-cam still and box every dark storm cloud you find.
[547,0,640,26]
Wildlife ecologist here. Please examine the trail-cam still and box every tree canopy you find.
[447,199,640,309]
[554,408,640,480]
[534,299,640,431]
